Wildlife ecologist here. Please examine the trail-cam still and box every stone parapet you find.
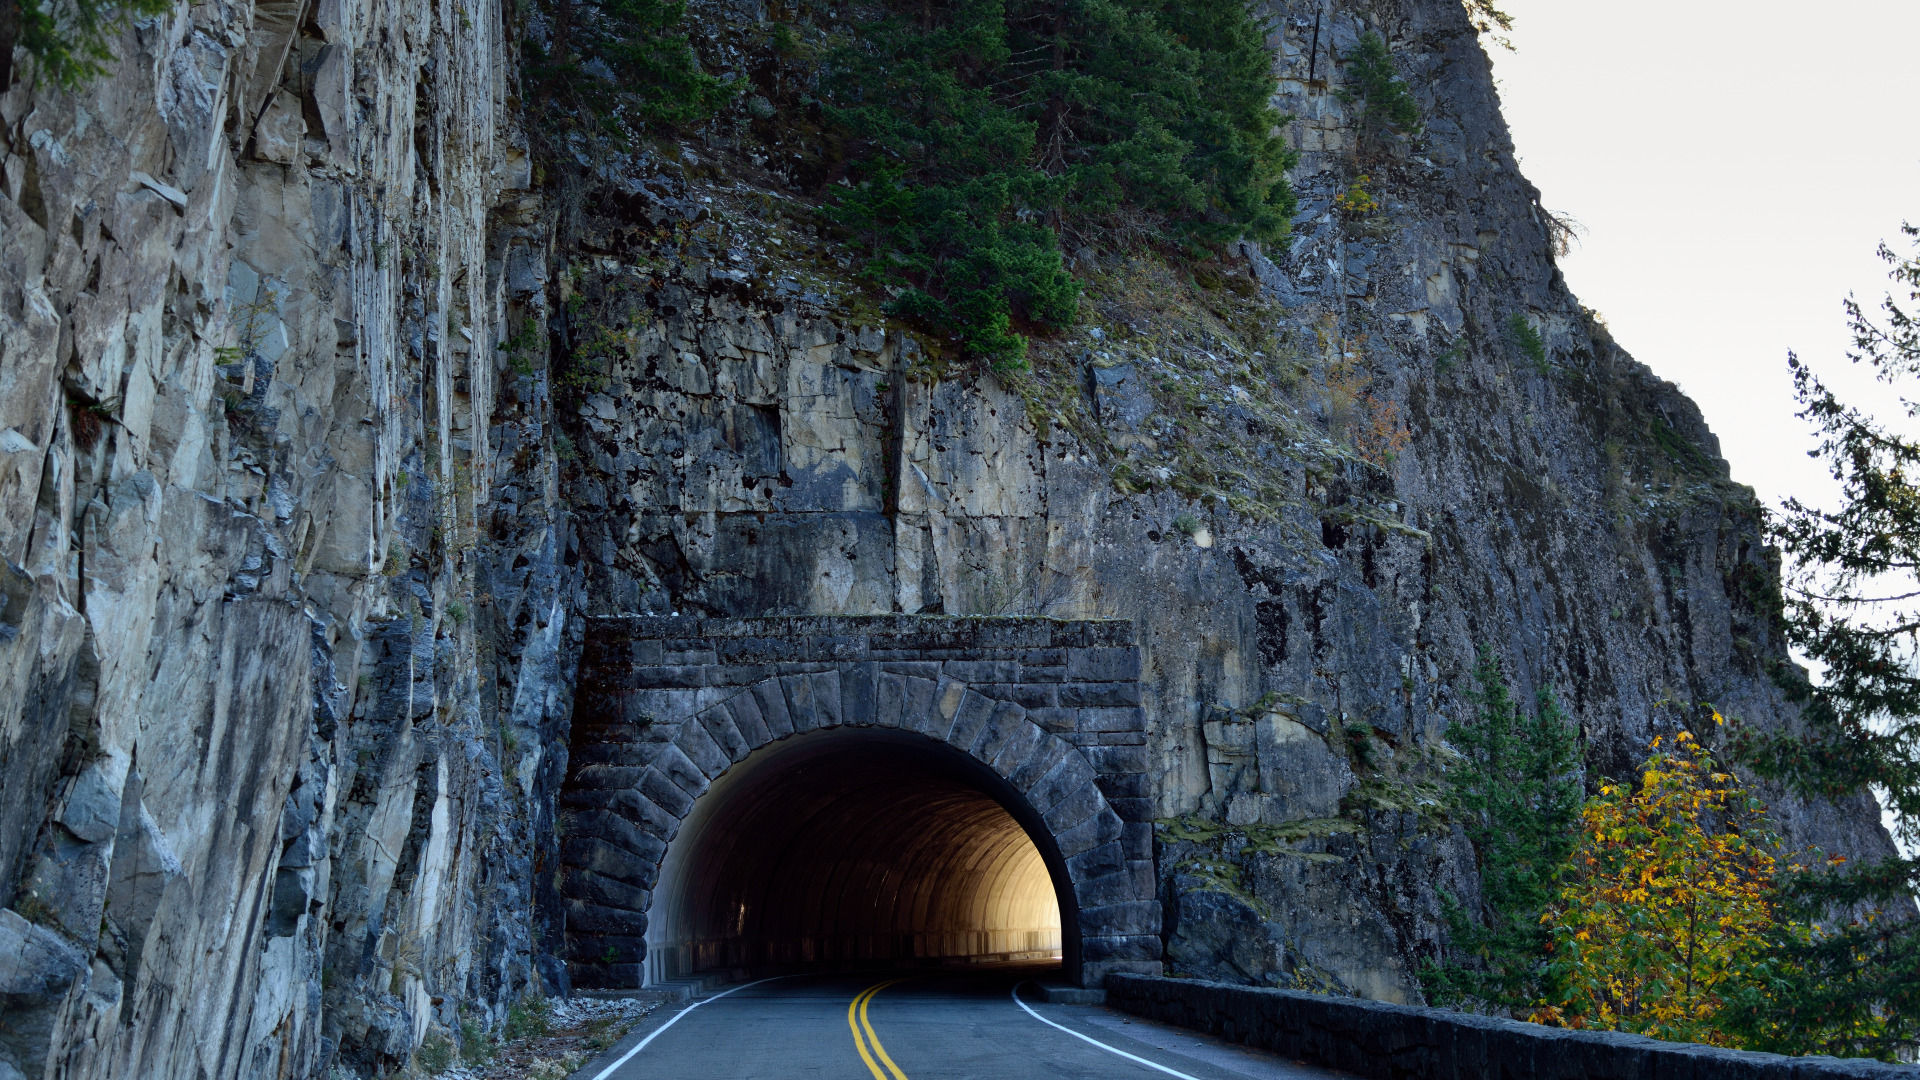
[1106,974,1920,1079]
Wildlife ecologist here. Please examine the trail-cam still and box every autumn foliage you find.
[1531,730,1784,1046]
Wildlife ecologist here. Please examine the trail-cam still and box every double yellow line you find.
[848,977,915,1080]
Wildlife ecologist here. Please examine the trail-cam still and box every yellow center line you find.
[847,977,916,1080]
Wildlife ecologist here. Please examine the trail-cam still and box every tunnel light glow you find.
[645,729,1069,985]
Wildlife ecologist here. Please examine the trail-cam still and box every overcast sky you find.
[1486,0,1920,847]
[1488,0,1920,514]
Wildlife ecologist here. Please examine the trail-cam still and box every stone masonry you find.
[559,615,1162,988]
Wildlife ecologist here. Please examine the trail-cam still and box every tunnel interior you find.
[646,727,1075,984]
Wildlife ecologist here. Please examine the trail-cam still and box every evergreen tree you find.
[1723,226,1920,1060]
[526,0,734,131]
[1425,648,1583,1011]
[825,0,1297,367]
[2,0,172,89]
[1337,31,1420,151]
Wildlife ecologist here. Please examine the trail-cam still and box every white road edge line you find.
[1011,983,1204,1080]
[588,976,791,1080]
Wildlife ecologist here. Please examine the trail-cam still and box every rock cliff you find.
[0,0,1898,1074]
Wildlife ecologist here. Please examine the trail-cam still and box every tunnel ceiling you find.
[651,729,1065,980]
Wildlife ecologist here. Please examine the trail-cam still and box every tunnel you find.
[644,727,1077,984]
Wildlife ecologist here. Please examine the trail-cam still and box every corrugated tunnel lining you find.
[648,729,1066,982]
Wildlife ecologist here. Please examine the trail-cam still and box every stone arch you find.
[559,616,1162,990]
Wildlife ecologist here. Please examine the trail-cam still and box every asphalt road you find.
[580,965,1344,1080]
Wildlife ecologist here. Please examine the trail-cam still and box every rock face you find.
[0,0,1900,1075]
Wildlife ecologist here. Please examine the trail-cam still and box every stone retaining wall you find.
[1106,974,1920,1079]
[561,614,1164,988]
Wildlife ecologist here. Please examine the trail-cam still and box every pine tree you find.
[1724,225,1920,1060]
[1424,648,1583,1011]
[2,0,173,89]
[526,0,734,132]
[824,0,1298,367]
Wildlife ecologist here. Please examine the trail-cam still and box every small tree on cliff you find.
[1723,225,1920,1060]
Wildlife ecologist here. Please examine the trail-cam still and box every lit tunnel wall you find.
[646,728,1071,984]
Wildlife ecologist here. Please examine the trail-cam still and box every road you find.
[580,965,1343,1080]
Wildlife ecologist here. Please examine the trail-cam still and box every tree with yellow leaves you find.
[1532,729,1784,1046]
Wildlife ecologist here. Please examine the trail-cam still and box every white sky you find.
[1487,0,1920,852]
[1489,0,1920,514]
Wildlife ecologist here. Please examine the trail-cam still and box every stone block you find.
[563,934,646,964]
[877,661,942,680]
[675,717,731,779]
[941,659,1017,684]
[639,766,694,819]
[809,670,844,727]
[561,867,651,911]
[1067,839,1126,881]
[1043,782,1105,834]
[1026,707,1078,733]
[988,718,1042,779]
[565,810,667,864]
[969,700,1027,762]
[903,676,963,740]
[1052,807,1122,859]
[1059,682,1142,708]
[751,679,794,739]
[1067,647,1141,681]
[1078,900,1161,937]
[562,790,678,842]
[1080,743,1148,776]
[840,662,877,727]
[565,764,649,791]
[1012,648,1067,669]
[699,705,751,763]
[782,673,819,732]
[945,690,997,753]
[1026,751,1096,816]
[1121,821,1153,861]
[1011,683,1059,708]
[1006,737,1070,792]
[1095,773,1151,800]
[561,837,658,889]
[714,636,813,664]
[1075,865,1156,908]
[628,665,709,689]
[1107,797,1155,822]
[1078,706,1147,734]
[1080,932,1162,962]
[723,690,772,747]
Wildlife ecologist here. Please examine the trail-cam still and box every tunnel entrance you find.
[647,728,1071,983]
[559,615,1163,990]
